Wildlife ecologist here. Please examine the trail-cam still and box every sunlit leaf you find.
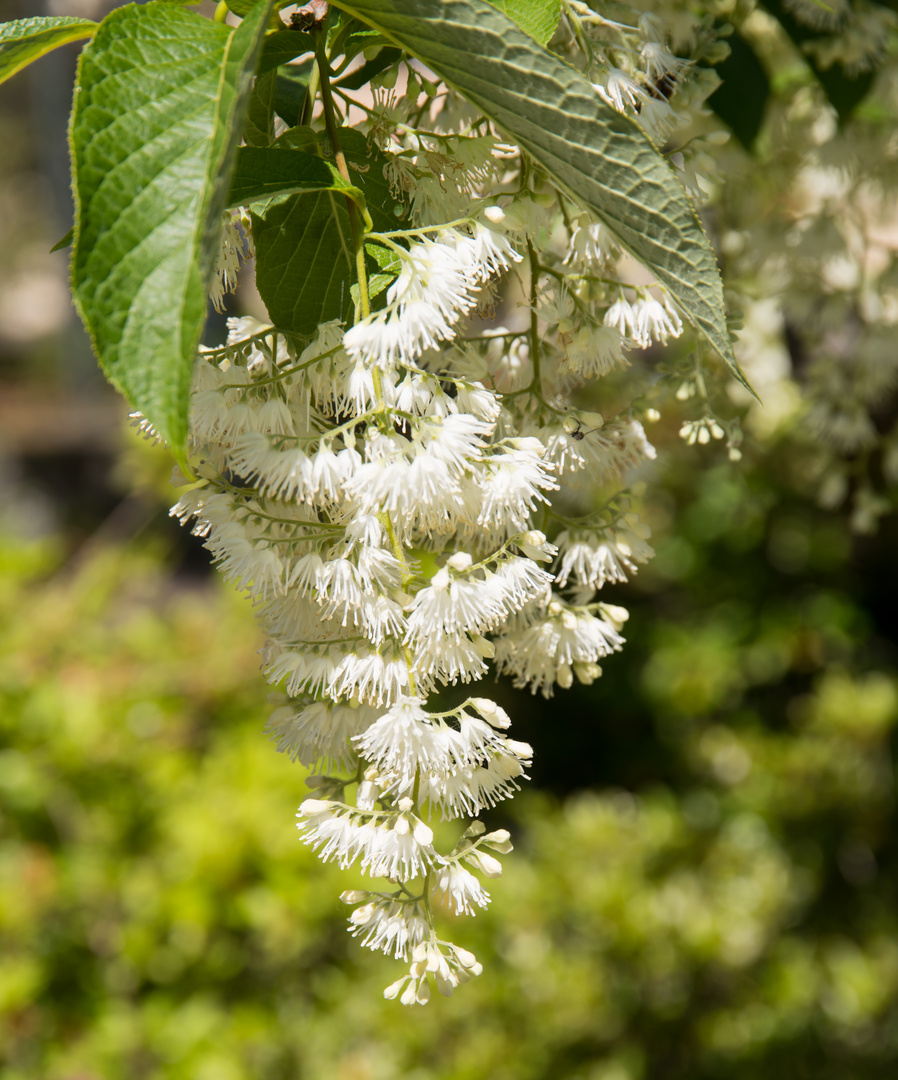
[329,0,747,388]
[0,15,96,85]
[70,1,274,467]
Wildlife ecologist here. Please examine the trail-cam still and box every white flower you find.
[449,222,521,281]
[296,800,440,879]
[418,749,530,817]
[562,324,629,378]
[226,314,271,345]
[563,216,619,270]
[555,522,654,592]
[209,210,245,313]
[263,643,344,699]
[430,862,491,915]
[384,941,483,1005]
[228,433,314,501]
[604,295,638,339]
[473,439,558,534]
[641,41,680,81]
[633,296,683,347]
[494,600,626,696]
[413,633,491,687]
[353,697,447,787]
[405,556,550,651]
[327,646,415,706]
[345,452,464,535]
[267,699,381,771]
[346,897,429,959]
[344,237,477,366]
[416,413,492,473]
[594,68,646,114]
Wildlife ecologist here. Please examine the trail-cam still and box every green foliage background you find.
[1,424,896,1079]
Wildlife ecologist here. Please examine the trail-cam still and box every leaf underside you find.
[69,1,273,465]
[329,0,746,389]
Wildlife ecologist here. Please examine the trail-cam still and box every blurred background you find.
[1,1,897,1078]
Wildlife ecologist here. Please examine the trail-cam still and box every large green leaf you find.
[330,0,746,388]
[251,128,403,335]
[0,16,96,85]
[70,0,274,467]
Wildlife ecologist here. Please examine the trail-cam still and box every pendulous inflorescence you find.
[162,1,725,1003]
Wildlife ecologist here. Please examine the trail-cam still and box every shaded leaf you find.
[335,44,402,89]
[258,28,311,75]
[70,1,274,466]
[274,62,313,125]
[225,0,286,26]
[708,28,770,151]
[228,146,350,205]
[245,68,278,146]
[252,188,357,335]
[252,128,402,334]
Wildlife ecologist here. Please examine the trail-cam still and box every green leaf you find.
[252,189,356,336]
[251,128,402,335]
[70,1,274,467]
[339,127,405,227]
[335,45,402,90]
[228,146,349,204]
[0,16,96,85]
[225,0,286,25]
[273,62,313,125]
[366,241,402,275]
[351,271,393,307]
[257,29,311,75]
[245,68,278,146]
[50,226,74,254]
[329,0,747,390]
[708,28,770,151]
[487,0,560,46]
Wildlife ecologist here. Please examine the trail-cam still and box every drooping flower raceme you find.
[164,2,709,1003]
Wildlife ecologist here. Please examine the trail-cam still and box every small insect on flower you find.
[564,415,603,442]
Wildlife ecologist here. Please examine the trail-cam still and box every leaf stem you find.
[313,26,370,319]
[527,240,542,391]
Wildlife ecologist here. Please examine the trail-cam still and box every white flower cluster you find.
[165,2,712,1003]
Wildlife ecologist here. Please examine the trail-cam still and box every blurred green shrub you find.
[1,430,897,1078]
